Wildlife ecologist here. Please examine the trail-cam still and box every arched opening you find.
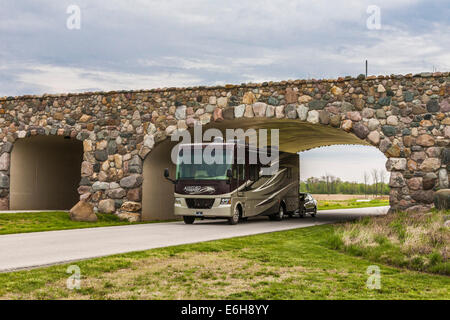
[142,139,178,221]
[299,144,389,201]
[10,135,83,210]
[142,119,389,221]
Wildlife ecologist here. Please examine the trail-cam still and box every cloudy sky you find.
[1,0,448,182]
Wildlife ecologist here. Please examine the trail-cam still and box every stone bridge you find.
[0,72,449,220]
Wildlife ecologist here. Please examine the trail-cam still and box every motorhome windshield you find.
[176,147,233,180]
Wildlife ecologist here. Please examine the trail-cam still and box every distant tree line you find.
[300,170,390,196]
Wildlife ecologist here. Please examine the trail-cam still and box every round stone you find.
[420,158,441,172]
[426,99,440,113]
[121,201,142,212]
[416,134,435,147]
[407,177,422,190]
[362,108,374,118]
[411,190,435,204]
[368,119,380,131]
[234,104,245,118]
[381,125,396,137]
[389,172,406,188]
[347,111,361,121]
[367,131,380,145]
[217,97,228,108]
[306,110,319,124]
[252,102,267,117]
[285,105,297,119]
[98,199,116,214]
[297,105,308,121]
[386,158,407,171]
[106,188,126,199]
[352,122,369,139]
[386,115,398,126]
[120,174,143,189]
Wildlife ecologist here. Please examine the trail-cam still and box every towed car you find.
[299,193,317,217]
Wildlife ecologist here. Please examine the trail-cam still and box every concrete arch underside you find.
[142,119,375,221]
[10,135,83,210]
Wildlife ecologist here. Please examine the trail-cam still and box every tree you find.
[378,169,387,197]
[322,173,331,195]
[371,169,379,197]
[300,175,390,196]
[363,171,370,198]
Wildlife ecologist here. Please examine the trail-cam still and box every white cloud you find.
[0,0,447,96]
[12,64,202,94]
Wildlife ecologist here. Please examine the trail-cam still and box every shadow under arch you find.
[201,119,371,153]
[141,118,382,221]
[142,139,178,221]
[10,135,83,210]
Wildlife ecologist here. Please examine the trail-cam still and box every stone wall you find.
[0,72,449,218]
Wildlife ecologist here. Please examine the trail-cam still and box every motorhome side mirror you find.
[163,168,176,184]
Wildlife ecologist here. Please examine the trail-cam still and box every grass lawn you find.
[0,199,388,236]
[0,211,165,235]
[318,199,389,211]
[329,210,449,275]
[1,224,448,300]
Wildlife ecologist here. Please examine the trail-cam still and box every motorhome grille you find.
[186,199,215,209]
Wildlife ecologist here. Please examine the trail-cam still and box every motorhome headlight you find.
[220,198,231,206]
[174,198,183,206]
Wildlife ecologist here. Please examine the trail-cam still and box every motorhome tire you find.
[311,207,317,218]
[183,216,195,224]
[272,205,285,221]
[229,206,240,225]
[299,207,306,218]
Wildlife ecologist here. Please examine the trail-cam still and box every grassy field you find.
[318,199,389,211]
[0,211,156,235]
[329,210,449,275]
[1,224,448,300]
[312,194,389,201]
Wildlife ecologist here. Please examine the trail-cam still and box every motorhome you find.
[164,141,300,225]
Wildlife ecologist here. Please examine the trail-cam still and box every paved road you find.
[0,206,389,272]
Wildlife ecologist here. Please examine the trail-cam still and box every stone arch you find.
[9,134,83,210]
[138,77,448,218]
[142,118,376,220]
[139,118,382,220]
[0,72,447,218]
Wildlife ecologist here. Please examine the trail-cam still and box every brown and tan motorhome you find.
[164,141,300,225]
